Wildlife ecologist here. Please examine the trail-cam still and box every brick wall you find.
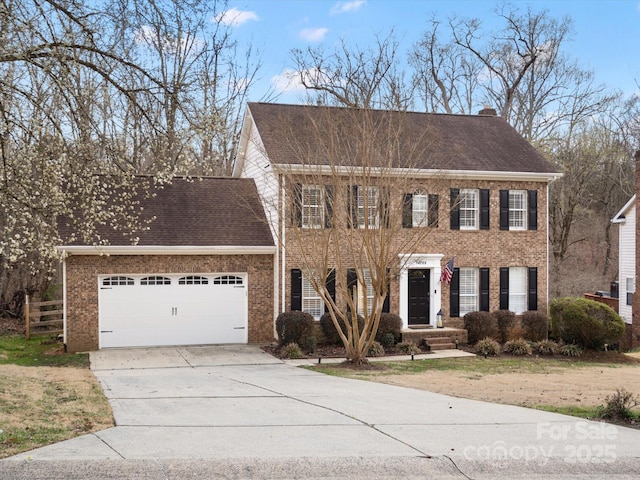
[281,178,549,324]
[64,254,275,353]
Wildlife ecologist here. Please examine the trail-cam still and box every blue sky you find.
[219,0,640,105]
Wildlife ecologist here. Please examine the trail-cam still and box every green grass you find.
[308,355,612,378]
[534,405,602,419]
[0,334,89,368]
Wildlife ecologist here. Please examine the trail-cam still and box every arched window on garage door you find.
[178,275,209,285]
[102,276,134,286]
[140,276,171,285]
[213,275,243,285]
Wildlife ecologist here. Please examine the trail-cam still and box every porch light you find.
[437,309,444,328]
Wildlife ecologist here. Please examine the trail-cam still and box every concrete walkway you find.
[2,345,640,479]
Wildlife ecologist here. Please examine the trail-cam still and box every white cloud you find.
[271,69,306,94]
[330,0,366,15]
[272,68,335,93]
[214,7,258,27]
[299,27,329,42]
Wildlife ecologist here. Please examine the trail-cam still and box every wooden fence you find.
[25,295,63,340]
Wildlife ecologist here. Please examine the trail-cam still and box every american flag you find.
[440,257,454,284]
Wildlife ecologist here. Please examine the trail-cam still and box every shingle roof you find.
[61,177,274,247]
[248,102,558,174]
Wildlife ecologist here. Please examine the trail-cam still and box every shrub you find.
[559,343,583,357]
[475,337,501,356]
[368,341,385,357]
[503,338,532,356]
[397,341,421,355]
[599,388,640,420]
[464,311,498,345]
[281,343,305,359]
[275,311,315,348]
[493,310,516,344]
[381,332,396,348]
[522,311,549,342]
[320,312,365,345]
[375,313,402,344]
[533,340,559,355]
[302,335,317,353]
[550,297,626,349]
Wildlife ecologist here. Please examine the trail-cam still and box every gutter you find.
[57,245,277,256]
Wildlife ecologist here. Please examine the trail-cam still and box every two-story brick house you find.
[234,102,560,330]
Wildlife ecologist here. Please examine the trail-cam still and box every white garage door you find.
[98,273,248,348]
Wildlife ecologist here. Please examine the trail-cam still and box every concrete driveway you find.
[3,345,640,479]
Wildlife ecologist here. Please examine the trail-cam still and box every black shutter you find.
[499,267,509,310]
[293,183,303,227]
[381,187,390,228]
[402,193,413,228]
[499,190,509,230]
[348,186,358,228]
[382,269,391,313]
[324,185,334,228]
[450,188,460,230]
[450,267,460,317]
[528,190,538,230]
[325,269,336,313]
[428,194,439,227]
[347,269,358,307]
[480,267,490,311]
[291,269,302,311]
[528,267,538,311]
[480,189,490,230]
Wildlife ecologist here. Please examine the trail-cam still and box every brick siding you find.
[281,178,549,323]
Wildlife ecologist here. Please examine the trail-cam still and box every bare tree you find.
[0,0,262,314]
[258,106,444,364]
[291,31,413,110]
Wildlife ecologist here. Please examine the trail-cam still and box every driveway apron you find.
[4,345,640,479]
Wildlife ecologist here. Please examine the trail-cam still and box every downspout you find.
[281,174,286,316]
[61,254,68,352]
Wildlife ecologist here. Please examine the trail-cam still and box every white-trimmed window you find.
[509,267,527,314]
[412,193,428,227]
[509,190,527,230]
[355,269,375,316]
[302,185,324,228]
[459,267,479,316]
[459,189,479,230]
[357,186,379,228]
[627,277,635,306]
[302,274,323,319]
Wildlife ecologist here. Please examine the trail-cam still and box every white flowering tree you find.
[0,0,262,315]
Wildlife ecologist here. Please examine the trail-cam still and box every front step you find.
[424,336,456,351]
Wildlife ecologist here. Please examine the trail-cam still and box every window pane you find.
[302,185,323,228]
[358,187,379,228]
[509,267,527,314]
[302,275,323,319]
[413,194,428,227]
[460,190,478,229]
[509,191,526,230]
[459,267,478,315]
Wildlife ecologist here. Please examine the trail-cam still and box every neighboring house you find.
[612,195,635,326]
[234,102,560,330]
[58,177,276,353]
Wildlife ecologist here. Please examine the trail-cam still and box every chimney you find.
[478,105,497,116]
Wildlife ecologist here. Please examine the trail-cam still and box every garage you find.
[98,273,248,348]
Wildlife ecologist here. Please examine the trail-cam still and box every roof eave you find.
[58,245,277,256]
[612,195,636,223]
[272,164,562,182]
